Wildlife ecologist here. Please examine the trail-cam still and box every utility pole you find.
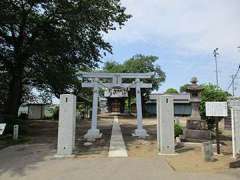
[213,48,219,87]
[231,75,235,96]
[213,48,220,154]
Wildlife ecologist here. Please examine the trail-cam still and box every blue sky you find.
[103,0,240,94]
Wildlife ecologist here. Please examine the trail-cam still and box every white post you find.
[132,79,148,138]
[84,86,102,141]
[157,95,175,155]
[13,125,19,140]
[231,106,240,159]
[56,94,76,157]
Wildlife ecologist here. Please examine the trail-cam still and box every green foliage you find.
[165,88,178,94]
[18,113,28,120]
[174,124,183,137]
[103,55,166,115]
[179,84,188,93]
[103,61,125,73]
[103,54,166,91]
[200,84,229,118]
[51,106,59,120]
[0,0,131,116]
[0,116,26,135]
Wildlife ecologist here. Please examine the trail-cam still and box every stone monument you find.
[231,106,240,159]
[56,94,76,157]
[157,95,175,155]
[183,77,211,140]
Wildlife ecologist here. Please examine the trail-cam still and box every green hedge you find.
[174,124,183,138]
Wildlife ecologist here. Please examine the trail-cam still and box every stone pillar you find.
[132,79,148,138]
[191,102,201,120]
[157,95,175,154]
[84,86,102,141]
[202,141,213,161]
[56,94,76,157]
[231,106,240,159]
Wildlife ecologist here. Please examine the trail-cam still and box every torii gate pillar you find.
[132,79,149,138]
[84,86,102,141]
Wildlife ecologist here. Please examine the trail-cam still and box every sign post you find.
[0,123,6,135]
[205,102,228,154]
[215,117,220,154]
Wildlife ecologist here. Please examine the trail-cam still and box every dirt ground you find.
[117,116,236,173]
[0,115,238,174]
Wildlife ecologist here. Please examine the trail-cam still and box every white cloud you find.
[105,0,240,60]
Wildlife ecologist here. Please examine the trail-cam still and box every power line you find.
[227,47,240,95]
[227,65,240,93]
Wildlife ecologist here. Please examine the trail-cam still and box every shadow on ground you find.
[0,118,113,177]
[0,120,58,177]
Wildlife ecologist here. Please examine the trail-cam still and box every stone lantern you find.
[184,77,211,140]
[186,77,203,120]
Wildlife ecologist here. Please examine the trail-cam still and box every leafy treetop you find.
[103,54,166,91]
[165,88,179,94]
[0,0,131,116]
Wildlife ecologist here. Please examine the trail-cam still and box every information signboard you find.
[205,102,228,117]
[0,123,6,135]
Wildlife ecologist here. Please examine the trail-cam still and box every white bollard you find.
[202,141,214,161]
[56,94,76,157]
[13,125,19,140]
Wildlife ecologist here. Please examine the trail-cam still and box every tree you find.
[0,0,131,117]
[179,84,188,93]
[165,88,178,94]
[103,54,166,113]
[103,54,166,90]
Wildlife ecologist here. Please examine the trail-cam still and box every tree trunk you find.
[4,70,24,118]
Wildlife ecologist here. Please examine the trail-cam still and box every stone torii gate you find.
[80,72,153,140]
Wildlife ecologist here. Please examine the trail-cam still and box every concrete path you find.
[0,152,239,180]
[0,142,239,180]
[108,116,128,157]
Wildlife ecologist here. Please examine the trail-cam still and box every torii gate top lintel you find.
[80,72,153,89]
[80,72,154,79]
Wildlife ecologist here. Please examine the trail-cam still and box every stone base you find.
[229,159,240,168]
[186,119,208,129]
[132,129,149,138]
[54,154,76,158]
[84,129,102,142]
[158,152,177,156]
[183,128,211,140]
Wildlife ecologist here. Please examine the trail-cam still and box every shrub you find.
[0,115,26,135]
[52,106,59,120]
[174,124,183,138]
[18,113,28,120]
